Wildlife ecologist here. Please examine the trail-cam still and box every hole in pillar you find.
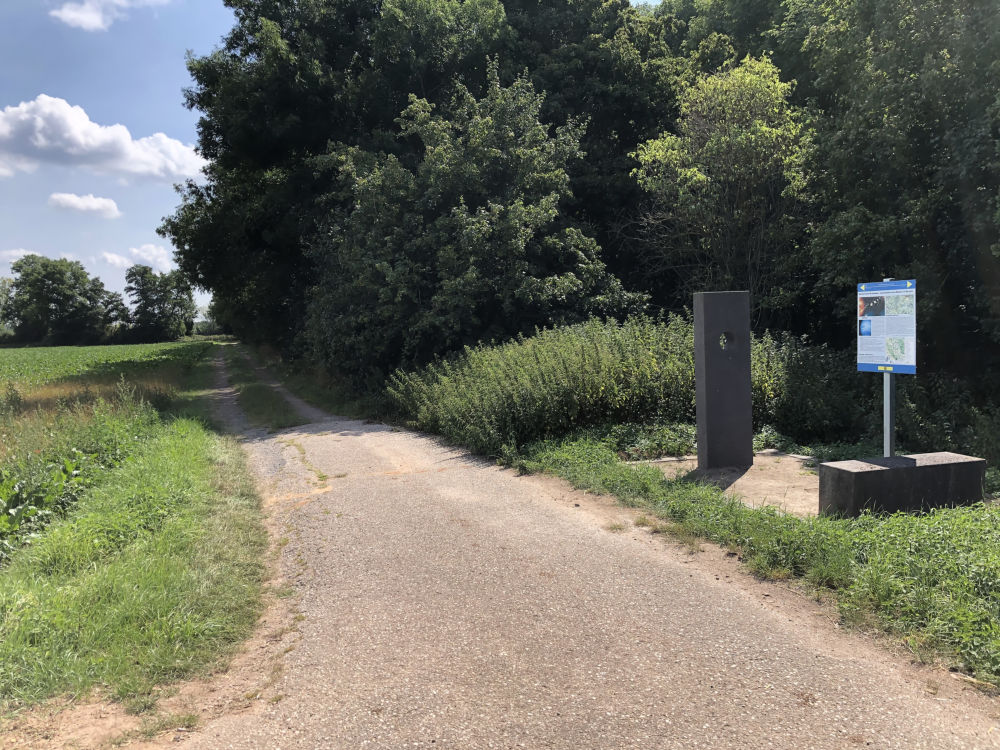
[719,332,732,351]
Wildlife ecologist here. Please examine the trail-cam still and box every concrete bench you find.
[818,452,986,516]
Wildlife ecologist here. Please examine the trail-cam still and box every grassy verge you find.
[223,345,307,431]
[0,420,264,707]
[0,341,267,711]
[519,436,1000,683]
[0,342,214,558]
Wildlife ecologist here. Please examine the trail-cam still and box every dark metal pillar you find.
[694,291,753,470]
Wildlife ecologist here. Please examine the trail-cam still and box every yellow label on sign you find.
[878,366,894,372]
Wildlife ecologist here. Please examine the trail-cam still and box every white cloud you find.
[129,243,173,271]
[50,0,172,32]
[49,192,122,219]
[0,95,205,181]
[1,249,34,264]
[102,251,132,268]
[99,244,175,272]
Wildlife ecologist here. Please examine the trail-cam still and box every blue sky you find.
[0,0,236,309]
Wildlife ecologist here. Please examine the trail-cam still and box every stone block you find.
[694,291,753,470]
[818,452,986,516]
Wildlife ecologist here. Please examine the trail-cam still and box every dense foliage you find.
[162,0,999,385]
[4,256,127,345]
[1,256,196,346]
[305,69,641,380]
[632,56,812,326]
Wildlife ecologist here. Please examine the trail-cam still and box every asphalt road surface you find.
[185,360,1000,749]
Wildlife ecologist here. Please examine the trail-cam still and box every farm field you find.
[0,341,212,387]
[0,341,264,715]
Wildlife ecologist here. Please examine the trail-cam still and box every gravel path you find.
[188,355,1000,749]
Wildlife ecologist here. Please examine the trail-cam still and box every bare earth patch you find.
[647,449,820,516]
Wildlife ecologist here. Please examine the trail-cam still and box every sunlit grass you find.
[223,345,307,431]
[0,421,264,707]
[0,340,266,709]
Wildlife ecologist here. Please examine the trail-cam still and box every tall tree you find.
[8,255,122,345]
[501,0,687,282]
[783,0,1000,370]
[632,56,813,326]
[0,277,12,332]
[125,265,197,342]
[304,69,643,380]
[160,0,509,344]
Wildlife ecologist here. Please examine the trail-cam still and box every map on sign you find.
[857,279,916,374]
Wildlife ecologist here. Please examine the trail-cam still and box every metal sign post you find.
[857,278,916,458]
[883,371,895,457]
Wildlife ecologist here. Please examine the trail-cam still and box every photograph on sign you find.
[856,280,916,374]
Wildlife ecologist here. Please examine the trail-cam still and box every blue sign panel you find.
[857,280,916,374]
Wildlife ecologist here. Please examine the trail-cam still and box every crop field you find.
[0,340,210,387]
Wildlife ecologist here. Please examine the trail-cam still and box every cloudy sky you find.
[0,0,236,307]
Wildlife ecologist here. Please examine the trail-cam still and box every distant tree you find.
[8,255,121,344]
[632,56,813,326]
[204,297,235,335]
[304,68,644,381]
[125,265,197,342]
[0,277,12,332]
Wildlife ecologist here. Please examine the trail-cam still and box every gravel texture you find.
[185,359,1000,749]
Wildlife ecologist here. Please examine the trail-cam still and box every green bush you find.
[753,332,875,443]
[389,316,874,456]
[388,316,697,455]
[390,316,999,462]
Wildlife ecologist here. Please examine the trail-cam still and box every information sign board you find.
[857,280,916,374]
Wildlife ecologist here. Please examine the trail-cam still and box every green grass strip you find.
[520,436,1000,684]
[0,418,265,707]
[224,346,307,431]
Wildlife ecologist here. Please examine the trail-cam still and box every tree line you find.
[0,255,196,346]
[160,0,999,386]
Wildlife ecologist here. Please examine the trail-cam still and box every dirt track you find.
[163,357,1000,750]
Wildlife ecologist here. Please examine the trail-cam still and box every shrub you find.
[388,316,696,455]
[389,315,874,456]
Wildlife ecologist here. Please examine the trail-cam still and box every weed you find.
[124,695,158,715]
[139,712,199,738]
